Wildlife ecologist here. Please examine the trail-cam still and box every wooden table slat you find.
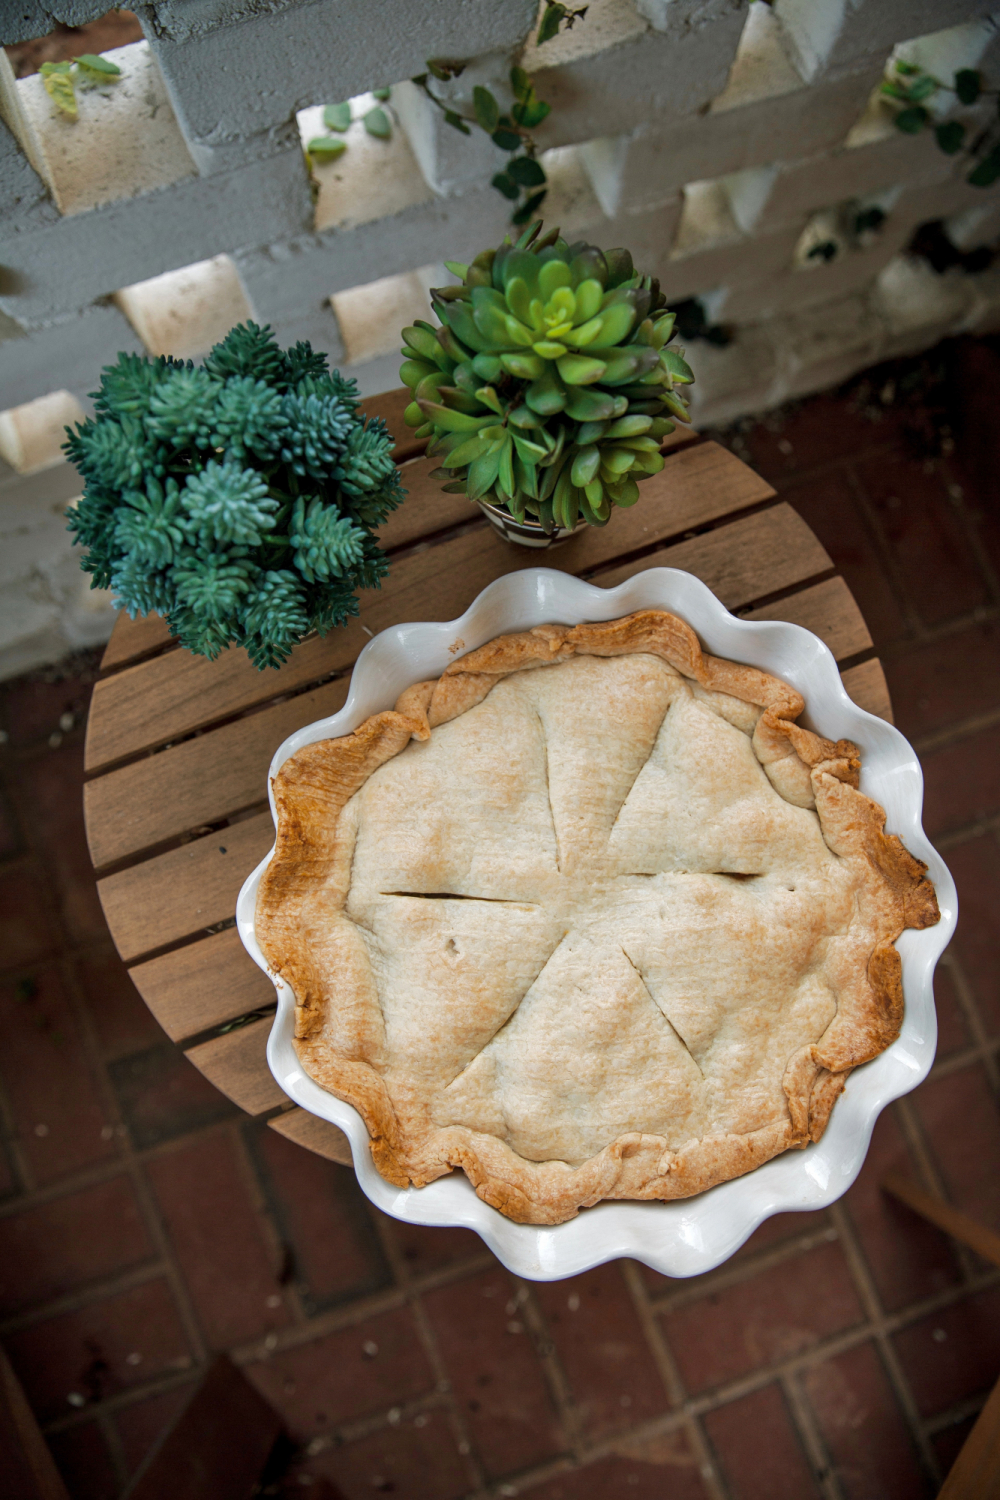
[95,504,829,964]
[86,679,349,871]
[99,812,274,964]
[743,577,872,660]
[93,409,700,678]
[268,1108,353,1166]
[184,1018,286,1116]
[841,659,893,724]
[84,389,894,1166]
[101,610,175,671]
[85,442,772,772]
[594,502,831,604]
[129,927,274,1043]
[96,390,423,675]
[89,577,875,873]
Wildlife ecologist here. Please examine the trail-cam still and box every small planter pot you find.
[476,498,587,549]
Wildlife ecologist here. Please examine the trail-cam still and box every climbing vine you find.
[411,2,589,223]
[40,52,120,118]
[305,88,393,167]
[883,59,1000,187]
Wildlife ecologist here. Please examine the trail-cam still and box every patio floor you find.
[1,335,999,1500]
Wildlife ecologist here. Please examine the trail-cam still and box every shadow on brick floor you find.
[1,335,1000,1500]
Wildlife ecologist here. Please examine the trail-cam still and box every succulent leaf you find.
[398,223,694,531]
[63,324,402,669]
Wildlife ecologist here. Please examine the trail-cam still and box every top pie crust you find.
[255,609,939,1226]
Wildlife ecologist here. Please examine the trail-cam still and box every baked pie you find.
[256,609,939,1225]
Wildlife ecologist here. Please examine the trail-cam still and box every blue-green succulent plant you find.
[64,323,404,669]
[400,221,694,533]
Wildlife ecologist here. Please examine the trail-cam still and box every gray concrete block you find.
[774,0,997,82]
[531,6,746,149]
[143,0,539,165]
[233,180,513,315]
[0,116,56,231]
[0,301,142,411]
[686,321,782,427]
[391,65,514,198]
[580,64,880,216]
[0,145,313,322]
[657,223,803,304]
[136,0,299,43]
[8,43,198,216]
[770,291,884,400]
[735,129,958,237]
[871,252,974,355]
[718,233,902,322]
[0,2,110,44]
[635,0,746,32]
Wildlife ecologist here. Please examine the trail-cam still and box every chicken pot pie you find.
[256,609,939,1225]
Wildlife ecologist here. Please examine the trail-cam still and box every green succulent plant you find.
[399,221,693,532]
[64,323,404,669]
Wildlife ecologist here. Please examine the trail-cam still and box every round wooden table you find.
[83,388,893,1168]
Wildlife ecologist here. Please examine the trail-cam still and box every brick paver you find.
[2,336,1000,1498]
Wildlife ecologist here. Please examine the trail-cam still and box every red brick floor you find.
[2,336,1000,1499]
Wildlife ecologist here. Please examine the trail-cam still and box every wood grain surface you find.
[185,1018,286,1116]
[85,442,770,771]
[85,678,349,870]
[268,1108,354,1167]
[128,927,274,1043]
[98,812,273,963]
[84,391,893,1152]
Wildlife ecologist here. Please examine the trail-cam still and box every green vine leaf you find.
[853,206,886,235]
[323,101,351,131]
[513,95,551,129]
[511,188,547,225]
[968,141,1000,187]
[508,155,546,187]
[491,125,521,150]
[73,53,121,80]
[473,85,500,132]
[372,86,391,101]
[935,120,966,155]
[492,171,520,201]
[537,4,563,45]
[955,68,981,106]
[536,2,588,45]
[40,61,77,117]
[414,43,580,223]
[444,109,471,134]
[906,74,939,103]
[895,105,929,134]
[363,105,391,139]
[307,136,347,161]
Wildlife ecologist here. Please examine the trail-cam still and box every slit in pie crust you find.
[255,609,939,1226]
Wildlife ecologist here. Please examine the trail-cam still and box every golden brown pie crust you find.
[255,609,939,1225]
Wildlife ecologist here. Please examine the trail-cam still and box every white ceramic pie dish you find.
[235,566,956,1281]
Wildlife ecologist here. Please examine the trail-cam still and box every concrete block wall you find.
[1,0,999,677]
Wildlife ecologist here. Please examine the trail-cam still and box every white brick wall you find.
[1,0,999,676]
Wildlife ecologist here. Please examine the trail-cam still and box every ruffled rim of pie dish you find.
[254,609,940,1226]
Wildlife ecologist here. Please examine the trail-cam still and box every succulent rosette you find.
[400,221,694,531]
[64,323,403,669]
